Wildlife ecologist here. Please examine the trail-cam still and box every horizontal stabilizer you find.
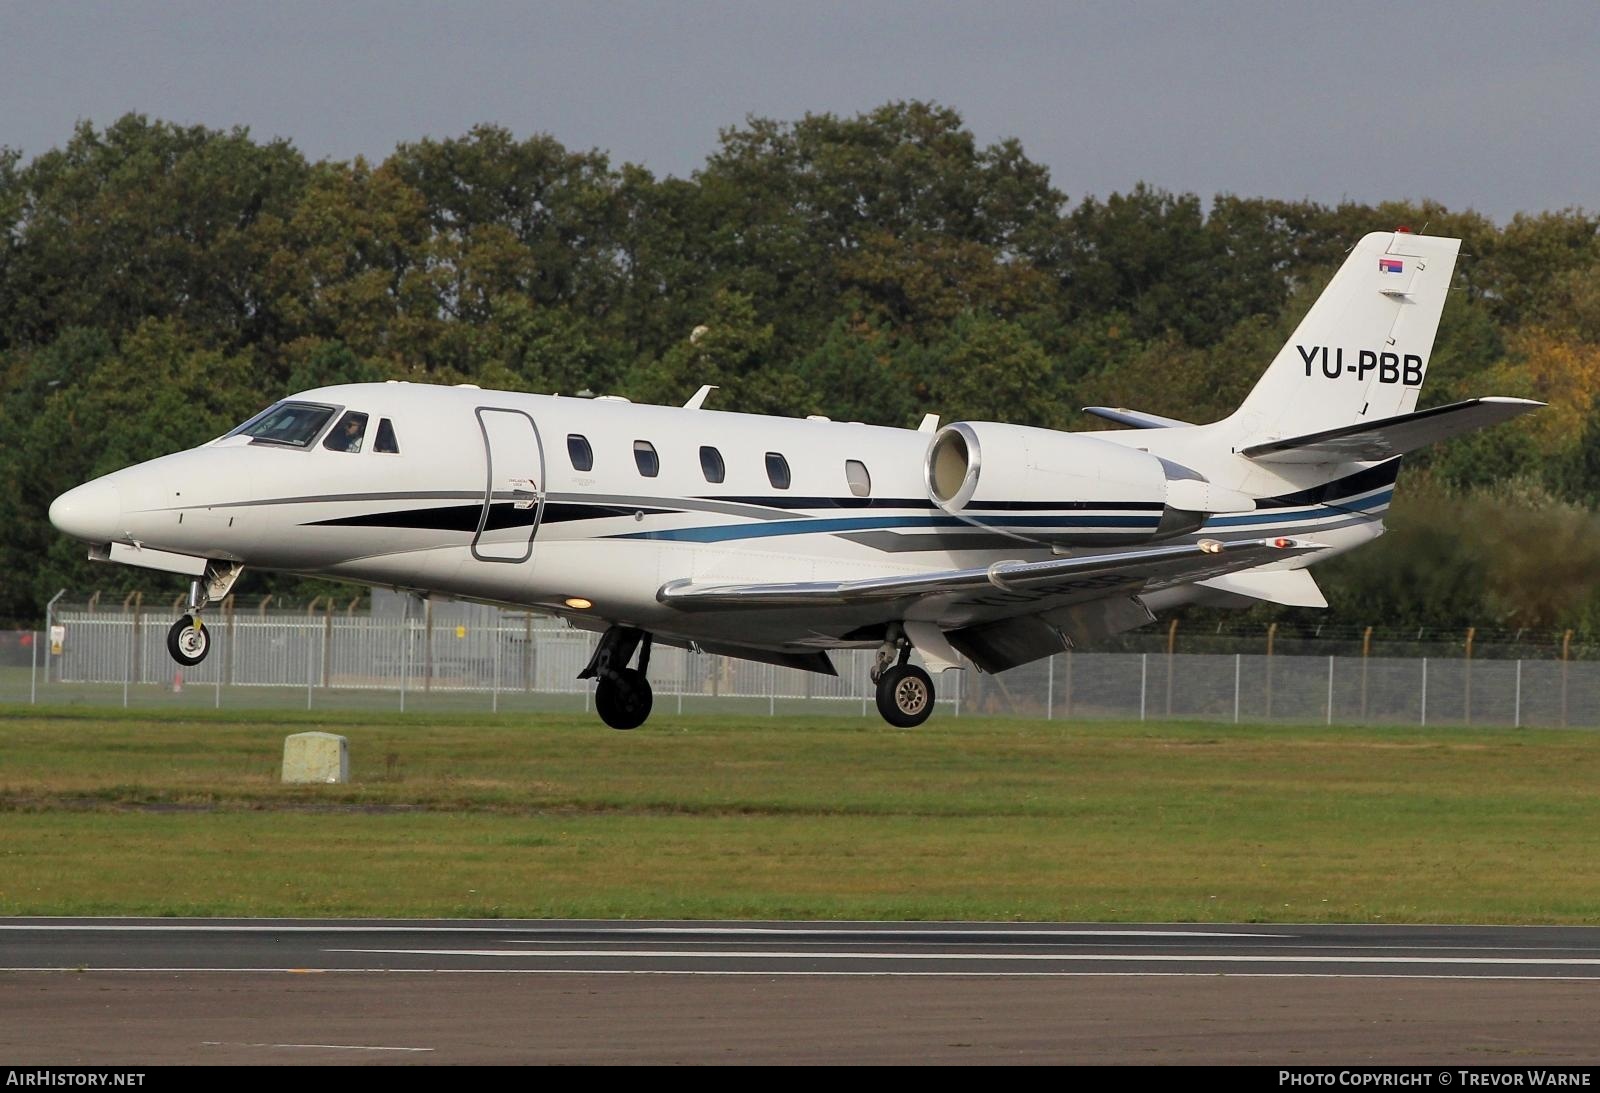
[1238,397,1542,464]
[1198,568,1327,608]
[1082,406,1194,430]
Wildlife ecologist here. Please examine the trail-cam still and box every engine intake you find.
[926,421,1252,548]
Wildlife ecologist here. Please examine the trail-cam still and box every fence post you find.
[1514,658,1522,729]
[46,589,67,688]
[1562,630,1572,728]
[1233,652,1241,724]
[861,652,868,717]
[1464,626,1475,726]
[1165,618,1178,717]
[306,621,315,711]
[768,661,776,717]
[1420,657,1428,726]
[1046,655,1054,721]
[1326,655,1334,725]
[122,616,131,709]
[1064,650,1073,720]
[1265,623,1277,719]
[322,603,333,689]
[45,590,62,688]
[492,622,501,714]
[1139,653,1147,722]
[424,599,434,693]
[399,617,409,713]
[30,628,38,705]
[1361,626,1372,721]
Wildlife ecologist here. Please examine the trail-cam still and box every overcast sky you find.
[2,1,1596,223]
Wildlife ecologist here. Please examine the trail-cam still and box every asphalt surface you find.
[3,919,1599,1064]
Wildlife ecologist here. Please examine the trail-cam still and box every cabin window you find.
[699,445,725,484]
[322,411,369,453]
[374,418,400,454]
[845,459,871,497]
[231,401,337,449]
[567,434,594,472]
[765,451,791,490]
[634,440,659,478]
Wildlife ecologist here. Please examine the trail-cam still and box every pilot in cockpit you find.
[334,414,366,453]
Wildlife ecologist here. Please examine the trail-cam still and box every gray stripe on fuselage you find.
[197,491,486,510]
[195,490,795,521]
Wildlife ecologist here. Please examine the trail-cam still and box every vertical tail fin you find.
[1225,230,1461,446]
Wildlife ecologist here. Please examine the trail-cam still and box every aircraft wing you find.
[657,536,1320,613]
[1238,397,1542,463]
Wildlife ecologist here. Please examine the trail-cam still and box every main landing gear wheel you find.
[595,667,653,731]
[876,663,934,729]
[166,614,210,667]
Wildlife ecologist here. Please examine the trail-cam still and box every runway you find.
[3,919,1599,1064]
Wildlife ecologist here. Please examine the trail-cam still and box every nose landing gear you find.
[167,614,210,666]
[162,563,243,668]
[579,625,655,730]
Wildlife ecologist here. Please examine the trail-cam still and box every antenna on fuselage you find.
[683,385,718,410]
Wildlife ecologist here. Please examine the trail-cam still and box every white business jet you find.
[49,230,1538,729]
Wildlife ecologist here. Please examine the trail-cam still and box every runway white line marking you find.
[7,967,1600,981]
[519,928,1294,939]
[330,948,1600,966]
[202,1041,432,1052]
[0,925,1291,937]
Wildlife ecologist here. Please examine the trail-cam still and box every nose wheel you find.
[166,614,210,666]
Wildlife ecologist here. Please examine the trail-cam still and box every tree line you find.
[3,104,1598,633]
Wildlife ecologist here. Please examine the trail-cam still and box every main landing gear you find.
[163,563,244,668]
[871,633,934,729]
[579,625,655,730]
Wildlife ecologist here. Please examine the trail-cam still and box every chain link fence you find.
[5,603,1600,728]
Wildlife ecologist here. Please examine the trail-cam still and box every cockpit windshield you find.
[227,402,338,448]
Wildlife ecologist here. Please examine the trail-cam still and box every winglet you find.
[917,413,941,433]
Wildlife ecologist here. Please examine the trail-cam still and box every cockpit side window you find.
[230,402,338,449]
[323,411,370,453]
[374,418,400,454]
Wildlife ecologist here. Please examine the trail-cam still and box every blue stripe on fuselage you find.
[610,513,1162,544]
[603,488,1392,545]
[1202,488,1392,528]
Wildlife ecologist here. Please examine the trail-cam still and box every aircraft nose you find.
[49,480,123,544]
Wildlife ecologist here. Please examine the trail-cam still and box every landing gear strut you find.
[871,630,935,729]
[579,625,655,730]
[164,563,244,668]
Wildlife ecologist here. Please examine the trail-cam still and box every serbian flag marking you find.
[1378,257,1404,274]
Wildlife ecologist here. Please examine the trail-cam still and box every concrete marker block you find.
[282,731,349,784]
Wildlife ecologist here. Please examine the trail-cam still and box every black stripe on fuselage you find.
[304,502,675,532]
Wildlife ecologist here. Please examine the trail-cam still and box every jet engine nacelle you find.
[925,421,1254,546]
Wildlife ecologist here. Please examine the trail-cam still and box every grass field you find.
[3,704,1599,923]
